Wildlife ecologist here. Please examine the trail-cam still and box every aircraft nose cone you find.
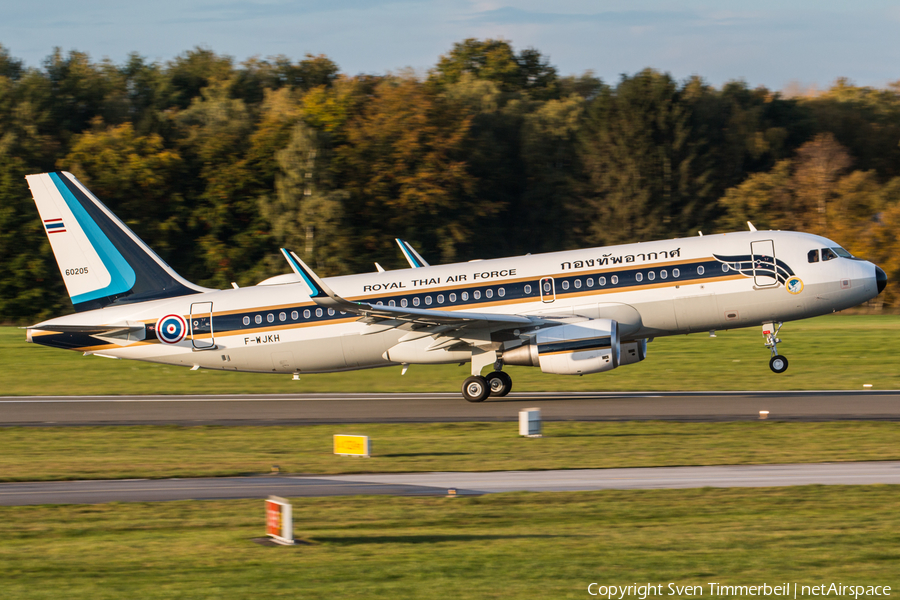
[876,266,887,295]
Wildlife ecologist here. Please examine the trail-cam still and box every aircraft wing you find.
[281,249,539,338]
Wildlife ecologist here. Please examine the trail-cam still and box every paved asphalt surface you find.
[2,462,897,505]
[317,461,900,493]
[0,477,444,506]
[1,391,898,425]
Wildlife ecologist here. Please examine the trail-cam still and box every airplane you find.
[25,171,887,402]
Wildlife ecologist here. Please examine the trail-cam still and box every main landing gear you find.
[486,371,513,396]
[462,363,513,403]
[462,376,490,402]
[764,322,789,374]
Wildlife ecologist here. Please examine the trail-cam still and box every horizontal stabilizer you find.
[27,321,147,346]
[27,322,145,336]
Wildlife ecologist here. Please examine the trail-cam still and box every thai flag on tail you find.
[44,218,66,233]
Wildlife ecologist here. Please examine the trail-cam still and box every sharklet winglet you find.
[395,238,420,268]
[280,249,360,310]
[405,242,430,268]
[396,238,430,268]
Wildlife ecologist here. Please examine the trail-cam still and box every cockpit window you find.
[821,248,838,261]
[808,249,819,263]
[831,246,853,258]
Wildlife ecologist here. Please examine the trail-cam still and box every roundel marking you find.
[157,314,187,344]
[786,276,804,295]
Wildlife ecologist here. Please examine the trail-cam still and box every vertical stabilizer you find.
[26,171,210,312]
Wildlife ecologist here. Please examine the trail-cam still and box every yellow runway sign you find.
[334,434,371,457]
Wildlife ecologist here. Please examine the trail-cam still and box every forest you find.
[1,38,899,323]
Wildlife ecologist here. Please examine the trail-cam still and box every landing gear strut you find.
[764,322,789,373]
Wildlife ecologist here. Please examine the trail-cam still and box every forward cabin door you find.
[190,302,216,349]
[751,240,778,287]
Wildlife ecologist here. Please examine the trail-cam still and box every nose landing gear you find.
[764,322,789,373]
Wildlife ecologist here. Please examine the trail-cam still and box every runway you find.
[2,462,897,505]
[1,391,899,425]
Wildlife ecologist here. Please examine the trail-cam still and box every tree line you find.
[1,39,899,322]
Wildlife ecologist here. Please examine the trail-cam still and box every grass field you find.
[3,317,897,599]
[1,487,898,599]
[2,314,899,396]
[1,421,898,481]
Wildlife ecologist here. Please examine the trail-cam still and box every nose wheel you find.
[769,355,789,373]
[763,322,789,373]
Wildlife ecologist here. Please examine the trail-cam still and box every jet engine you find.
[503,319,620,375]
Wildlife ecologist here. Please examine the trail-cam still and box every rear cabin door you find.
[190,302,216,349]
[751,240,778,287]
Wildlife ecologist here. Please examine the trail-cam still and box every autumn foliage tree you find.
[337,76,482,268]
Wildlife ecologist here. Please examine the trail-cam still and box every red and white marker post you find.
[265,496,294,545]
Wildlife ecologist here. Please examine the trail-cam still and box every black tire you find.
[485,371,513,397]
[769,355,789,373]
[462,375,490,402]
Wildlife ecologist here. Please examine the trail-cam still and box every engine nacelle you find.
[503,319,620,375]
[619,339,648,366]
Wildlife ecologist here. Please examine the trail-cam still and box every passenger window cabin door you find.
[190,301,216,349]
[750,240,778,287]
[540,277,556,303]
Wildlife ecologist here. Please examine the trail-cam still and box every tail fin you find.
[26,171,210,312]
